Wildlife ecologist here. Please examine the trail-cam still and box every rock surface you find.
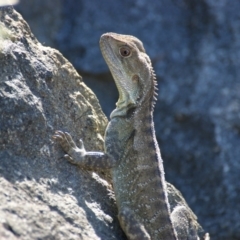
[3,1,240,239]
[0,6,127,240]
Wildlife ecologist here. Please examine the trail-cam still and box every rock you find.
[0,6,126,240]
[14,1,240,239]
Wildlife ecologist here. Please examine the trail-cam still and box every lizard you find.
[53,33,209,240]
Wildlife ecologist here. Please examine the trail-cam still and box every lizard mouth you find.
[100,36,136,118]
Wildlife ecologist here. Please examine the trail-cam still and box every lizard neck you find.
[133,71,157,129]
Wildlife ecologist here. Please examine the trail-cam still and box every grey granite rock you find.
[0,6,126,240]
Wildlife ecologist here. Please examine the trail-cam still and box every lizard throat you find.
[110,76,137,118]
[110,101,136,118]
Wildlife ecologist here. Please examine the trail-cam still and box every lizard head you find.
[100,32,156,119]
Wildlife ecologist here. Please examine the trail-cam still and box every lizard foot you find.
[52,131,86,164]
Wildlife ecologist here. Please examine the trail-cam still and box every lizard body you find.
[53,33,209,240]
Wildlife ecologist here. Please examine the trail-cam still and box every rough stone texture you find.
[15,1,240,239]
[0,6,128,240]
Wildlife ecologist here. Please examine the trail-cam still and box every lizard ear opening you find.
[132,74,139,84]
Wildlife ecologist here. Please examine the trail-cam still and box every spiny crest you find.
[151,66,158,109]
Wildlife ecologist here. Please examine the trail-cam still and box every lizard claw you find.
[64,154,74,163]
[52,131,76,153]
[79,139,85,150]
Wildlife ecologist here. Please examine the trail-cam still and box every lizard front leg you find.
[52,131,115,170]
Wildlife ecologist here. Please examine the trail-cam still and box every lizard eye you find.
[119,47,131,57]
